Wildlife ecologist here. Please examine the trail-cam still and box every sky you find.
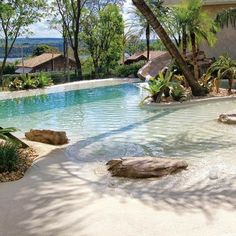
[30,0,132,38]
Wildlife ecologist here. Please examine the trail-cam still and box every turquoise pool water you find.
[1,83,236,179]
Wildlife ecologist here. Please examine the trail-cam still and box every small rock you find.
[218,113,236,124]
[209,171,219,180]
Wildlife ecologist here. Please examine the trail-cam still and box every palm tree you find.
[173,0,218,79]
[132,0,208,96]
[216,8,236,29]
[129,7,152,61]
[122,22,140,63]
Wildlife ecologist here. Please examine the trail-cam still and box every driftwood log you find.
[25,129,69,145]
[107,157,188,178]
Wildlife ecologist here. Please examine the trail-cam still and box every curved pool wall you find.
[0,78,139,101]
[1,80,236,183]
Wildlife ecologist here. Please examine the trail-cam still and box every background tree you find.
[172,0,218,79]
[32,44,60,56]
[122,22,140,64]
[216,8,236,30]
[129,7,152,61]
[132,0,208,96]
[82,4,124,78]
[0,0,45,82]
[52,0,124,79]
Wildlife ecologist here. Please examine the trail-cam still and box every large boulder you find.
[138,52,171,80]
[218,114,236,124]
[25,129,69,145]
[106,157,188,178]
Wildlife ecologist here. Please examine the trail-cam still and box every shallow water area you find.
[1,83,236,193]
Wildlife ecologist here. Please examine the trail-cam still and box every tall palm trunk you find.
[190,31,199,80]
[146,23,150,61]
[132,0,208,96]
[182,25,187,57]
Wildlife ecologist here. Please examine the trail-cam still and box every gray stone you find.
[218,113,236,124]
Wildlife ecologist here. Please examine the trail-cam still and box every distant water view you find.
[0,38,64,58]
[0,58,21,63]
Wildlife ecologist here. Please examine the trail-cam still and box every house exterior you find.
[164,0,236,58]
[124,51,168,64]
[15,53,76,74]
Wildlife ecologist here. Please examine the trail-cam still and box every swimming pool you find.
[1,83,236,180]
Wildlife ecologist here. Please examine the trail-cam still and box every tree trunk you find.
[93,59,99,79]
[190,32,199,80]
[146,23,150,61]
[132,0,208,96]
[73,49,83,80]
[0,57,7,85]
[182,26,187,57]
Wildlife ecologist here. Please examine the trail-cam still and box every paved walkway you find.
[0,142,236,236]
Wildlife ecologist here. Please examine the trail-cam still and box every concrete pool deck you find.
[0,140,235,236]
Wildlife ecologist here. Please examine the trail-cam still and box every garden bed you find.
[143,88,236,108]
[0,147,38,183]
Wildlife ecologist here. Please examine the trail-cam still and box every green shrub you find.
[7,73,53,90]
[171,82,187,102]
[0,141,20,173]
[37,73,53,88]
[3,63,16,75]
[113,62,145,78]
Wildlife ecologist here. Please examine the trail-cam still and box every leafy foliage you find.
[0,0,46,80]
[8,73,53,90]
[113,62,145,78]
[82,4,124,77]
[32,45,60,56]
[216,8,236,29]
[207,55,236,80]
[171,82,186,102]
[141,70,173,103]
[0,141,20,173]
[0,127,19,141]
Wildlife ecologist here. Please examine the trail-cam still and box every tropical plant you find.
[207,55,236,93]
[132,0,208,96]
[215,8,236,29]
[0,141,20,173]
[36,73,53,88]
[172,0,218,79]
[141,70,173,103]
[0,127,18,141]
[8,73,53,90]
[171,82,187,102]
[21,76,38,89]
